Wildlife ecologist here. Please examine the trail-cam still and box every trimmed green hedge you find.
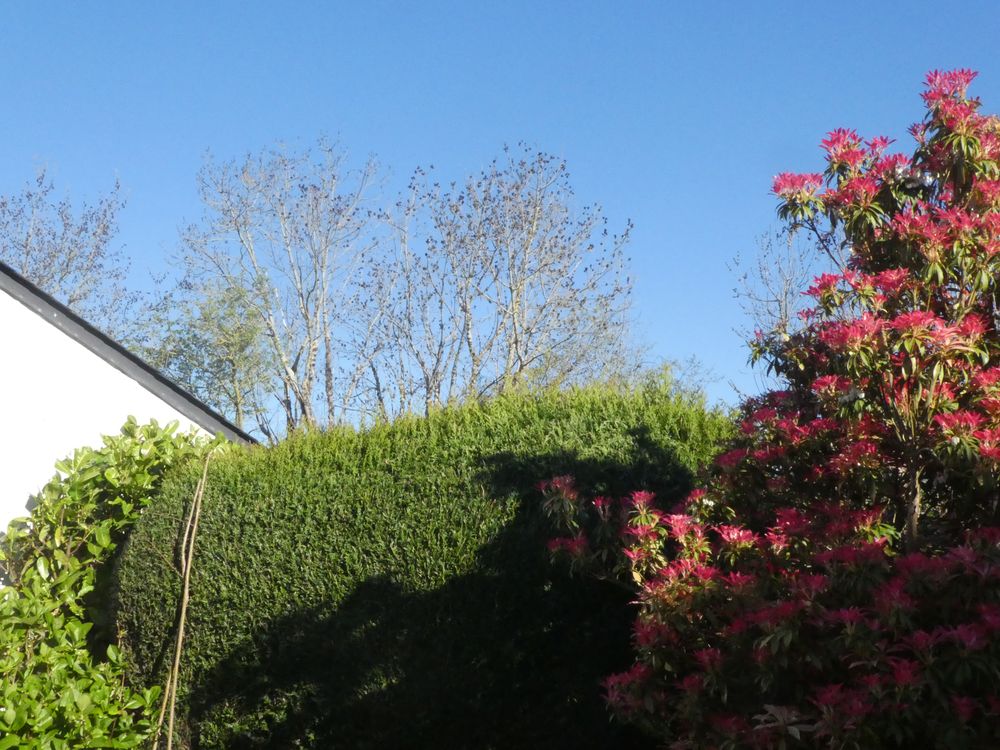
[113,380,731,748]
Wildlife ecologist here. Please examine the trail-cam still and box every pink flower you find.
[720,571,756,589]
[773,507,811,535]
[975,178,1000,204]
[973,367,1000,391]
[772,172,823,198]
[908,121,929,145]
[969,526,1000,545]
[604,663,653,713]
[548,535,588,557]
[664,514,693,539]
[752,445,787,463]
[690,562,718,582]
[802,417,840,436]
[888,658,921,687]
[924,69,978,103]
[633,618,676,648]
[980,399,1000,419]
[789,573,828,599]
[867,135,894,155]
[748,406,778,423]
[813,683,846,708]
[896,552,951,579]
[874,153,911,181]
[957,314,987,340]
[937,206,979,235]
[715,448,748,470]
[822,128,866,168]
[819,314,884,350]
[874,577,915,613]
[934,410,986,436]
[837,176,881,206]
[725,616,751,636]
[684,488,707,508]
[828,440,882,472]
[716,524,756,547]
[627,490,656,510]
[806,272,843,299]
[978,603,1000,632]
[952,696,978,723]
[544,474,578,500]
[841,690,873,720]
[938,97,981,130]
[889,310,941,332]
[947,623,989,651]
[755,600,803,626]
[625,523,660,544]
[945,544,979,570]
[816,541,887,567]
[623,546,650,564]
[907,629,945,652]
[679,673,704,693]
[811,375,852,395]
[764,529,789,552]
[693,647,723,671]
[872,267,909,294]
[825,607,866,626]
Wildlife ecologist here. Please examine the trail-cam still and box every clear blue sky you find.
[4,2,1000,405]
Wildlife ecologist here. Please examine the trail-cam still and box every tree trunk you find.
[904,464,923,552]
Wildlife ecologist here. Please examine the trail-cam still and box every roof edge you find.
[0,260,255,445]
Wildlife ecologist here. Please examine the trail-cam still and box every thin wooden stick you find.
[152,453,212,750]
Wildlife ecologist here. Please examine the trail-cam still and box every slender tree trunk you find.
[324,320,336,423]
[904,463,924,552]
[233,380,244,431]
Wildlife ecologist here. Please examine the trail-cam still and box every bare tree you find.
[0,170,135,335]
[364,146,637,418]
[728,225,853,398]
[179,141,376,432]
[170,142,638,432]
[730,226,851,339]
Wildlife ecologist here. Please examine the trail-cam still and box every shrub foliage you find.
[541,71,1000,749]
[0,418,214,749]
[112,379,730,748]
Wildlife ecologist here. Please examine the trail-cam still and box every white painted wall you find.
[0,290,209,529]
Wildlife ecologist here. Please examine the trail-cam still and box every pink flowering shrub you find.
[539,71,1000,749]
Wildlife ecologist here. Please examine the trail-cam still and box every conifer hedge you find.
[113,379,730,748]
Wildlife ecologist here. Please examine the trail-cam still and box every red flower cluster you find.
[537,70,1000,749]
[772,172,823,198]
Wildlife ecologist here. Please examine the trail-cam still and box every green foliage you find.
[113,379,731,748]
[0,418,217,749]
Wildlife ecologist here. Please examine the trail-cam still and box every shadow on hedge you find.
[480,423,696,508]
[184,431,688,749]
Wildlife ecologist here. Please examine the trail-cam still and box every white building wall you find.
[0,290,209,529]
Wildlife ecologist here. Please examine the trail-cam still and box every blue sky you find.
[4,2,1000,405]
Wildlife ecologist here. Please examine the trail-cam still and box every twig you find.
[152,453,213,750]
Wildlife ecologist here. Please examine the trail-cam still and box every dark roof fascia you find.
[0,260,255,444]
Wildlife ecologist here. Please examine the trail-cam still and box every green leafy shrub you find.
[113,378,731,748]
[0,418,216,749]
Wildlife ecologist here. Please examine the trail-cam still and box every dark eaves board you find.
[0,260,254,445]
